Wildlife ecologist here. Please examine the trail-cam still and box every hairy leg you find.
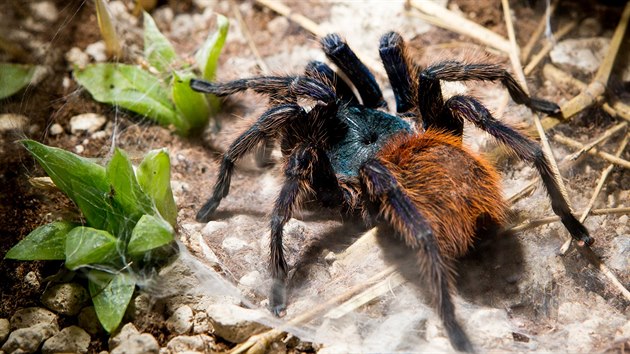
[359,159,474,353]
[379,32,416,115]
[305,60,359,105]
[443,95,592,245]
[321,33,387,108]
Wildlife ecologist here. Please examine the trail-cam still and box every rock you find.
[221,236,248,253]
[110,333,160,354]
[41,283,89,316]
[0,114,28,132]
[608,236,629,272]
[30,2,59,22]
[10,307,57,330]
[0,318,9,343]
[201,221,229,237]
[42,326,90,354]
[239,271,262,288]
[166,305,194,335]
[70,113,107,134]
[23,271,40,290]
[108,323,140,349]
[85,41,108,62]
[267,16,290,34]
[165,334,216,353]
[550,37,609,75]
[192,311,210,334]
[65,47,89,68]
[324,251,336,264]
[206,304,269,343]
[48,123,64,136]
[1,323,58,354]
[78,307,103,335]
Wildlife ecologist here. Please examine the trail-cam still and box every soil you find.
[1,0,628,353]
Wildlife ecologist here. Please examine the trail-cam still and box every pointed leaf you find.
[195,14,229,81]
[5,221,75,260]
[106,148,153,220]
[172,72,210,135]
[21,140,112,230]
[65,226,118,270]
[74,63,182,128]
[143,12,178,73]
[128,214,174,256]
[136,149,177,226]
[89,271,136,333]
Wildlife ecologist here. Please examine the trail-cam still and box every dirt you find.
[1,0,628,353]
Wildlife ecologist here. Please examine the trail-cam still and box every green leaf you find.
[5,221,75,260]
[0,63,38,99]
[89,270,136,333]
[127,214,174,256]
[136,149,177,226]
[65,226,119,270]
[195,14,229,82]
[143,12,178,73]
[172,72,210,135]
[74,63,181,128]
[21,140,112,231]
[106,148,153,221]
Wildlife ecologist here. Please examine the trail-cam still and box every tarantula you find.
[190,32,592,352]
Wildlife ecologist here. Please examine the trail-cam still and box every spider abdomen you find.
[377,130,508,259]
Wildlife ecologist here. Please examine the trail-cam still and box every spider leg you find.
[418,61,560,118]
[443,95,593,245]
[191,76,336,105]
[359,159,474,353]
[379,32,416,115]
[305,60,359,105]
[196,104,306,222]
[321,33,387,109]
[269,145,324,315]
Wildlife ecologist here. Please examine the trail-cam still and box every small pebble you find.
[0,114,28,132]
[49,123,64,136]
[70,113,107,134]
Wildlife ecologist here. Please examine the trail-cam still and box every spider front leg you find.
[305,60,359,105]
[443,95,593,246]
[196,104,306,222]
[359,159,474,353]
[268,145,328,315]
[379,32,416,115]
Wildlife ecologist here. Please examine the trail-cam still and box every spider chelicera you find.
[190,32,592,352]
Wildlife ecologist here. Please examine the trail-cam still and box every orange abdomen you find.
[377,129,508,259]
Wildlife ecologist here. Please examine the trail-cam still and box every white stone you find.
[110,333,160,354]
[0,318,9,343]
[0,114,28,132]
[70,113,107,134]
[41,283,89,316]
[48,123,64,136]
[10,307,58,330]
[1,323,58,354]
[206,304,269,343]
[85,41,108,62]
[550,37,609,75]
[108,323,140,349]
[222,236,249,253]
[42,326,90,354]
[65,47,89,68]
[30,2,59,22]
[238,271,262,288]
[166,334,215,353]
[201,221,229,237]
[166,305,194,335]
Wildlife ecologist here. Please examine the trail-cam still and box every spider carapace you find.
[190,32,592,352]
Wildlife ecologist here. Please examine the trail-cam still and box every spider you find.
[190,32,592,352]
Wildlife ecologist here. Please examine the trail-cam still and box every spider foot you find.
[563,216,594,246]
[529,97,561,115]
[269,278,287,317]
[195,198,221,222]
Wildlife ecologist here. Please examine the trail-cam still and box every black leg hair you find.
[305,60,359,105]
[196,104,307,222]
[269,145,321,315]
[420,61,560,115]
[321,33,387,109]
[191,76,336,105]
[359,159,474,353]
[379,32,416,115]
[443,95,592,245]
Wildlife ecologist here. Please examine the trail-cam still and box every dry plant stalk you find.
[523,20,576,75]
[95,0,122,58]
[230,0,270,74]
[509,206,630,233]
[520,0,559,62]
[553,134,630,169]
[408,0,511,54]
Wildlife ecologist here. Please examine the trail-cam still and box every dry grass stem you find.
[408,0,511,54]
[523,20,576,76]
[541,2,630,129]
[566,122,628,161]
[94,0,122,58]
[231,0,270,74]
[254,0,386,78]
[553,134,630,169]
[509,206,630,233]
[520,0,559,62]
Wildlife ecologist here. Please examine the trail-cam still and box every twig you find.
[566,122,628,161]
[509,207,630,233]
[542,64,630,123]
[553,134,630,169]
[523,20,577,76]
[559,133,629,253]
[541,2,630,129]
[254,0,386,78]
[230,0,270,74]
[520,0,559,63]
[408,0,511,54]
